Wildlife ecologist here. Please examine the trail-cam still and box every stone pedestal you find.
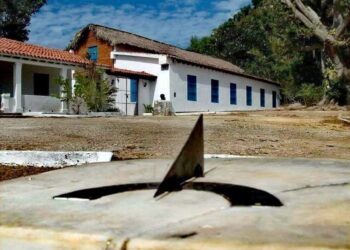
[153,101,174,116]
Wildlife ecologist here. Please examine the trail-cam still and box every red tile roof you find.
[0,38,89,65]
[107,67,157,79]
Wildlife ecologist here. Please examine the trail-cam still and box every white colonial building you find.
[70,24,280,115]
[0,24,280,115]
[112,52,280,114]
[0,38,87,114]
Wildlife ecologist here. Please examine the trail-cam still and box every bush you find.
[296,83,323,106]
[74,64,117,112]
[54,76,73,112]
[326,77,348,105]
[143,104,154,113]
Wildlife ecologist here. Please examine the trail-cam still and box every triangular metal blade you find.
[154,114,204,198]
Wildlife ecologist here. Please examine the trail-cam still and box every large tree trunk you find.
[282,0,350,104]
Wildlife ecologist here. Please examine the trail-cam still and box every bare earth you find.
[0,165,55,182]
[0,110,349,161]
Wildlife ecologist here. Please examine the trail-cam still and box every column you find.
[13,62,23,113]
[71,70,76,96]
[60,68,68,113]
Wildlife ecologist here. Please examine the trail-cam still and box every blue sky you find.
[29,0,252,49]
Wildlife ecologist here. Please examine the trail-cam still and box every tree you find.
[282,0,350,102]
[74,63,117,112]
[188,0,323,102]
[0,0,47,41]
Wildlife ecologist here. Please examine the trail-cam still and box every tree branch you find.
[336,12,350,38]
[281,0,337,43]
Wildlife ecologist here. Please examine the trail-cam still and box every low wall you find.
[0,151,113,167]
[0,94,14,112]
[23,95,61,113]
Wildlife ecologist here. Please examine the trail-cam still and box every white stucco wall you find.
[22,95,61,112]
[138,79,155,114]
[111,52,280,115]
[21,64,64,112]
[22,64,61,96]
[113,54,170,102]
[169,60,280,112]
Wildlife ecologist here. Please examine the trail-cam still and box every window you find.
[246,86,252,106]
[272,91,277,108]
[230,83,237,105]
[130,79,138,102]
[33,73,49,96]
[88,46,98,62]
[211,79,219,103]
[260,88,265,107]
[187,75,197,101]
[161,64,169,71]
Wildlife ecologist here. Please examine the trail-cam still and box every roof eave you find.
[0,53,87,67]
[171,57,281,87]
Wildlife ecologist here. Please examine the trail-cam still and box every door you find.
[115,78,138,116]
[272,91,277,108]
[33,73,49,96]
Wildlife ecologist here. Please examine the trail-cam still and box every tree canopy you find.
[0,0,47,41]
[188,0,350,104]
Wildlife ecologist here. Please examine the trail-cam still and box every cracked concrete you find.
[0,157,349,249]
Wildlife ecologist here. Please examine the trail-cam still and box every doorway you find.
[115,78,138,116]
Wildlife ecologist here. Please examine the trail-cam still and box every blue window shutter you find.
[130,79,138,102]
[230,83,237,105]
[88,46,98,62]
[260,88,265,107]
[187,75,197,101]
[211,80,219,103]
[246,86,252,106]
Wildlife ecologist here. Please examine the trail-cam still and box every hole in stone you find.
[170,232,197,239]
[53,182,283,207]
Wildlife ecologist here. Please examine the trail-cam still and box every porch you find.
[0,59,72,113]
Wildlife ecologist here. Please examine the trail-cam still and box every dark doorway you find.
[33,73,49,96]
[272,91,277,108]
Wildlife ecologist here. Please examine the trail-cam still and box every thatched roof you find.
[69,24,280,86]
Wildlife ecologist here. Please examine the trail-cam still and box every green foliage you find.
[54,76,73,112]
[334,0,350,15]
[74,64,117,112]
[296,83,324,106]
[326,78,348,105]
[187,0,324,104]
[0,0,47,41]
[143,104,154,113]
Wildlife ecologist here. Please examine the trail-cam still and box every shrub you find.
[54,76,73,112]
[74,64,117,112]
[296,83,323,106]
[326,77,348,105]
[143,104,154,113]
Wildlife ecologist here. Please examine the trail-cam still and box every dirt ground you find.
[1,110,350,181]
[0,165,55,182]
[0,110,349,161]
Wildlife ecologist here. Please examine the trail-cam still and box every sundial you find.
[53,115,282,207]
[0,115,349,249]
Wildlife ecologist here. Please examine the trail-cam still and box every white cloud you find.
[28,1,250,49]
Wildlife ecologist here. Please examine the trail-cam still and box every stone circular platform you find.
[0,157,349,249]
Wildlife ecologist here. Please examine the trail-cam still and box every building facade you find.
[70,24,280,115]
[0,38,88,113]
[1,24,280,115]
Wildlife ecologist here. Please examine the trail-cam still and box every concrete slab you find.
[0,150,113,167]
[0,158,349,249]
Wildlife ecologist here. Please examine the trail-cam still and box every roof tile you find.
[0,38,89,65]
